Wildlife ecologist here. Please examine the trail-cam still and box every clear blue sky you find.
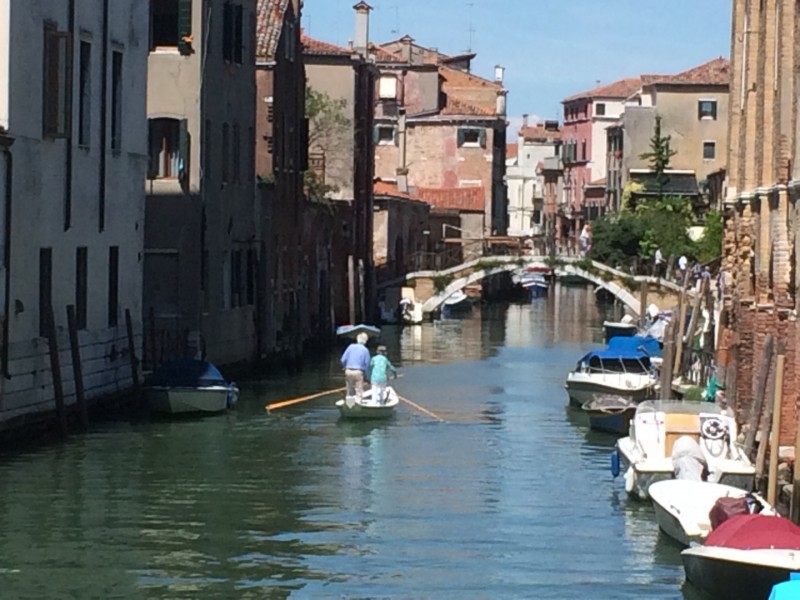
[303,0,732,125]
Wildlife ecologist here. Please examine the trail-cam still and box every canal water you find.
[0,286,702,599]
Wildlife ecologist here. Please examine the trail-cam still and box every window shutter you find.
[234,5,244,64]
[301,118,309,170]
[711,102,717,119]
[222,3,232,61]
[697,101,702,120]
[373,125,380,145]
[146,120,157,179]
[457,128,465,146]
[178,0,193,55]
[479,129,487,148]
[178,118,189,184]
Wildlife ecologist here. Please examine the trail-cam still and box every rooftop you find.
[564,77,643,103]
[255,0,291,60]
[301,33,352,56]
[417,186,486,212]
[648,57,731,87]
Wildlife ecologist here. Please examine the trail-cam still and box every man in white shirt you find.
[654,248,664,278]
[678,254,688,283]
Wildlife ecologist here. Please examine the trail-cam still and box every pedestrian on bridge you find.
[654,248,665,278]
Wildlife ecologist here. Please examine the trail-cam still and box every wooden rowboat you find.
[335,386,399,420]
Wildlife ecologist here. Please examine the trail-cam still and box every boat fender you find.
[610,450,621,478]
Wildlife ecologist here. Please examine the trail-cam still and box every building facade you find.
[0,0,148,426]
[303,4,377,324]
[720,0,799,447]
[145,0,258,367]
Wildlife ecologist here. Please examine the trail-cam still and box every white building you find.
[0,0,148,428]
[505,119,561,237]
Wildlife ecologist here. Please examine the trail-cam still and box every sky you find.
[302,0,732,130]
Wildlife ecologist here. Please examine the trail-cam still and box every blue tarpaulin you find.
[148,359,228,388]
[607,336,662,358]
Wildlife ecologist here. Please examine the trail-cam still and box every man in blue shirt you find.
[340,332,371,405]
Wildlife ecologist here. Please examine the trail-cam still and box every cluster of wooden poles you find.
[265,383,444,422]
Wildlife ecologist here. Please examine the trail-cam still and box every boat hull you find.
[335,387,399,420]
[146,386,237,414]
[565,378,655,409]
[586,409,635,434]
[682,546,800,600]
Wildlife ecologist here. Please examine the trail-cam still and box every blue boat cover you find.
[607,335,662,358]
[149,359,228,387]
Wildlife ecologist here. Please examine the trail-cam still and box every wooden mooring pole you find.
[767,353,786,506]
[744,334,775,457]
[125,309,140,393]
[66,305,89,430]
[792,409,800,523]
[660,320,675,400]
[45,307,68,436]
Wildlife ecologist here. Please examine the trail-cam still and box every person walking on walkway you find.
[341,332,371,406]
[369,345,397,404]
[654,247,664,278]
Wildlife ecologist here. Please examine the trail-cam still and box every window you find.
[111,50,123,150]
[76,247,88,330]
[703,141,717,160]
[581,139,587,161]
[222,123,230,182]
[458,127,485,147]
[43,24,72,139]
[375,125,396,146]
[148,118,188,179]
[379,76,398,100]
[39,248,53,337]
[233,124,240,182]
[223,2,244,64]
[595,103,606,116]
[78,40,91,146]
[698,99,718,120]
[246,249,256,305]
[151,0,192,53]
[108,246,119,327]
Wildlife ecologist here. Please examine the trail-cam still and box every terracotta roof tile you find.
[506,144,519,160]
[370,43,405,63]
[256,0,290,60]
[440,95,496,117]
[439,65,502,90]
[416,186,485,212]
[374,180,423,201]
[649,57,731,86]
[564,77,643,103]
[301,33,352,56]
[520,122,561,142]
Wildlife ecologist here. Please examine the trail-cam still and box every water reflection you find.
[0,286,691,598]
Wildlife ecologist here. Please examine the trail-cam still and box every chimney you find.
[494,65,505,84]
[353,2,372,56]
[400,34,414,63]
[522,114,529,128]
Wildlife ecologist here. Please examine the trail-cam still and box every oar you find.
[397,395,444,422]
[266,387,346,412]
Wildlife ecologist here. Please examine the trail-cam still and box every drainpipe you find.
[64,0,75,230]
[0,133,13,378]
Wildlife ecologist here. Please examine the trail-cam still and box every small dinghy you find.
[581,394,638,434]
[650,480,776,547]
[335,386,399,420]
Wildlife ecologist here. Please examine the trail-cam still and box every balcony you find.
[542,156,563,172]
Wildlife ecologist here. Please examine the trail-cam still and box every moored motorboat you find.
[442,290,471,314]
[682,515,800,600]
[581,394,637,434]
[649,480,776,546]
[145,358,239,415]
[335,386,399,420]
[603,318,639,343]
[565,338,659,408]
[614,400,754,500]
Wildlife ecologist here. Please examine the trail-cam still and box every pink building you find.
[559,78,641,249]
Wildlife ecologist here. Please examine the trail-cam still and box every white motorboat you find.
[145,359,239,415]
[335,386,399,420]
[681,515,800,600]
[602,318,638,343]
[649,480,775,546]
[442,290,471,313]
[614,400,754,500]
[565,344,658,408]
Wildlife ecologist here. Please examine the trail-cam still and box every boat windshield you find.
[584,356,652,374]
[635,400,726,416]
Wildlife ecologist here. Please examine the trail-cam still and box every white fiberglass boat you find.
[145,359,239,415]
[335,386,399,420]
[614,401,754,500]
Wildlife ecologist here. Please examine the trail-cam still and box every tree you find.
[639,115,677,198]
[694,210,723,263]
[305,86,351,203]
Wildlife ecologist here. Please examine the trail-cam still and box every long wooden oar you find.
[266,387,346,412]
[398,395,444,422]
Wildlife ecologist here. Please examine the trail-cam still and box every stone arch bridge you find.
[394,255,691,316]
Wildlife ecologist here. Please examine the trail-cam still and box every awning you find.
[629,171,699,197]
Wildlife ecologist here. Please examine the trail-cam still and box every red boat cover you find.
[705,514,800,550]
[709,496,751,530]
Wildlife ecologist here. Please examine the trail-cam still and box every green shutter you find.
[457,128,465,146]
[479,129,487,148]
[178,0,193,55]
[178,118,189,184]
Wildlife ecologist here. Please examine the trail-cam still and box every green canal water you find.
[0,286,706,599]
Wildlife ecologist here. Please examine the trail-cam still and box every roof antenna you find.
[465,2,475,53]
[390,5,400,35]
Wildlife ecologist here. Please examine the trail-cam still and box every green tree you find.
[588,212,646,267]
[639,115,677,198]
[694,210,723,263]
[635,196,696,260]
